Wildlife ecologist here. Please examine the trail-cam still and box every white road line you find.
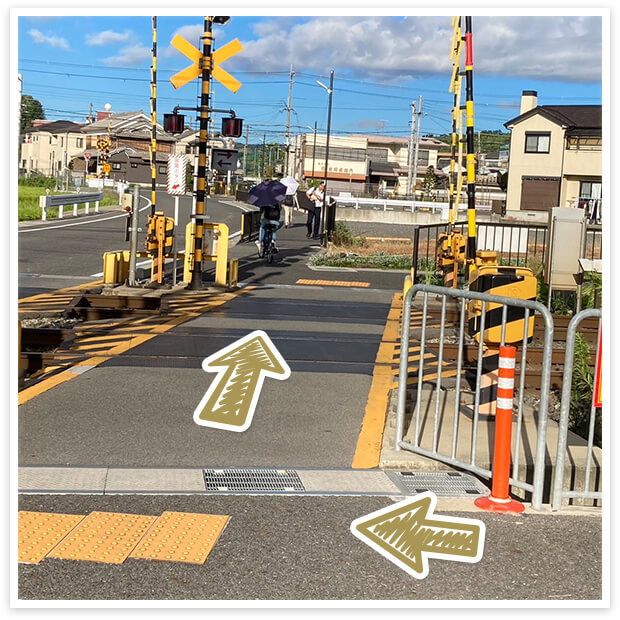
[18,195,153,233]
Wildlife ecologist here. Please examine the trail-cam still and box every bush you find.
[570,333,601,447]
[331,222,367,248]
[310,251,410,270]
[18,176,56,189]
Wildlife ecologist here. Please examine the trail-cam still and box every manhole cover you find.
[385,471,489,497]
[203,468,305,494]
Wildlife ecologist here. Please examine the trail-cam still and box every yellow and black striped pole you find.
[464,16,477,276]
[150,16,157,218]
[448,16,462,228]
[189,16,213,290]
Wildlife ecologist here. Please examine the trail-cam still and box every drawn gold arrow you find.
[193,330,290,432]
[351,492,485,579]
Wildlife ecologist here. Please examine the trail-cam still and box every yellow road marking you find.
[48,511,158,564]
[296,279,371,288]
[18,511,85,564]
[130,511,229,564]
[352,293,401,469]
[18,287,256,404]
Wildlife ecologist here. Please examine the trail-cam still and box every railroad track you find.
[399,299,600,391]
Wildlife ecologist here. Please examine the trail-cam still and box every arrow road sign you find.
[170,35,243,92]
[211,148,238,172]
[193,330,291,432]
[350,492,485,579]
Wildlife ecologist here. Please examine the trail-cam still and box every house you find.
[73,111,176,181]
[503,91,602,216]
[289,132,444,196]
[20,120,86,177]
[20,110,178,186]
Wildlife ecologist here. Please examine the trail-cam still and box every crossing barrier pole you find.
[475,345,525,513]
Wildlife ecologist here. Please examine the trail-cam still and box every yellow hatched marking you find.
[130,511,229,565]
[47,511,157,564]
[296,279,371,288]
[18,511,85,564]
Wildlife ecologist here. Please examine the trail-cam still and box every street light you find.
[316,72,334,243]
[305,123,317,182]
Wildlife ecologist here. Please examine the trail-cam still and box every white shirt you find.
[308,187,324,208]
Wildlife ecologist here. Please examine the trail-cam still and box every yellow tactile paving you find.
[130,511,229,565]
[296,279,371,288]
[47,511,158,564]
[18,511,85,564]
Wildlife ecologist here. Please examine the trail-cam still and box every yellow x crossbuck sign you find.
[170,35,243,92]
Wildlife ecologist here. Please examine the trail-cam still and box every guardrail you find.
[332,195,491,220]
[39,192,104,221]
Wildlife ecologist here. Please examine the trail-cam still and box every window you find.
[580,181,601,200]
[112,163,121,171]
[525,133,550,153]
[76,138,83,148]
[368,147,388,161]
[131,163,138,168]
[158,165,167,174]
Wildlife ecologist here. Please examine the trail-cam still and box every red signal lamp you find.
[164,113,186,134]
[221,116,243,138]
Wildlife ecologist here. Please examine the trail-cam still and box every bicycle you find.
[260,223,279,263]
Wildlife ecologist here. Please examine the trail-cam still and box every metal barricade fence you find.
[552,309,602,511]
[395,283,554,511]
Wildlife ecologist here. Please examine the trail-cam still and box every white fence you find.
[331,193,491,222]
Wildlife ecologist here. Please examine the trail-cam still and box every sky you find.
[13,7,606,144]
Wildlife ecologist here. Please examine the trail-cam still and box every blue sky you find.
[15,9,605,143]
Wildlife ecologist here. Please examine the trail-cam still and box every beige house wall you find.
[505,115,564,211]
[506,113,602,212]
[20,131,86,175]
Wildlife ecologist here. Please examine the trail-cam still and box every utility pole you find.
[406,101,416,198]
[189,16,214,290]
[412,95,423,201]
[284,65,294,176]
[321,70,334,242]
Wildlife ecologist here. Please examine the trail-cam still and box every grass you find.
[18,185,119,221]
[310,222,412,270]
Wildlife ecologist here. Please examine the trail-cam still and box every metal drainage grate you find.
[203,468,305,494]
[385,471,489,497]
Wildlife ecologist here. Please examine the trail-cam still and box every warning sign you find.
[167,154,188,196]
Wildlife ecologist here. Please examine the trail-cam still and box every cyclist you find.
[255,201,282,255]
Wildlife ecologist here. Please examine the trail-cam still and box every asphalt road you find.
[17,493,602,601]
[17,191,249,297]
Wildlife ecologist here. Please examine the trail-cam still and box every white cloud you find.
[28,28,70,51]
[230,15,602,84]
[163,24,228,57]
[102,44,152,67]
[85,30,132,47]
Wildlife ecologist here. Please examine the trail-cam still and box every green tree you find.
[422,165,437,200]
[20,95,45,133]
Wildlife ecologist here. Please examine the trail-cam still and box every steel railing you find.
[552,309,602,510]
[395,283,554,511]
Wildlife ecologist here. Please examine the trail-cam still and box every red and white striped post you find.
[475,345,525,513]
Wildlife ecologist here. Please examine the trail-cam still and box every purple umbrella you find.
[247,180,288,207]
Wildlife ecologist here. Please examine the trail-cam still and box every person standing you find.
[282,193,294,228]
[305,182,325,239]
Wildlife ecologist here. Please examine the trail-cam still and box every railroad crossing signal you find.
[211,148,238,172]
[170,35,243,92]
